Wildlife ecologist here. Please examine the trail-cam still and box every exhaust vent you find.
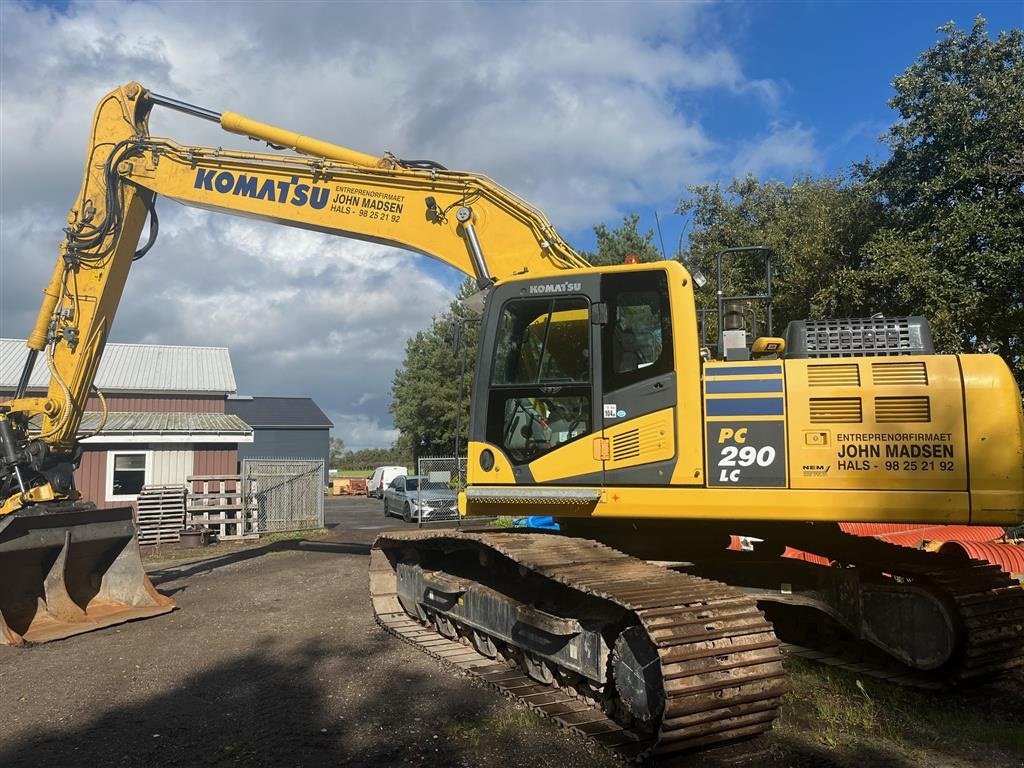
[875,396,930,423]
[810,397,863,423]
[872,361,928,386]
[808,363,860,387]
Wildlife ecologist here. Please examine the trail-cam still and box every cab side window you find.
[602,271,673,392]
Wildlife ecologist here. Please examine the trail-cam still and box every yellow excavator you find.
[2,82,1023,760]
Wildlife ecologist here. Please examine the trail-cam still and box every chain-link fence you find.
[415,456,466,527]
[242,458,325,534]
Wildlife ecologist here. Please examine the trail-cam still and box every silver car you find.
[383,475,456,523]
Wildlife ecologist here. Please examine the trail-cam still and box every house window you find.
[107,450,151,500]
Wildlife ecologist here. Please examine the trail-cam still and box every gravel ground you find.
[0,498,620,768]
[1,497,1021,768]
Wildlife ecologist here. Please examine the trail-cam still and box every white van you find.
[367,466,407,499]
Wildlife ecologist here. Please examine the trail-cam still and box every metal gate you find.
[243,458,325,534]
[416,456,466,527]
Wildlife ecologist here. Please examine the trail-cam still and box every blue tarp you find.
[512,516,560,530]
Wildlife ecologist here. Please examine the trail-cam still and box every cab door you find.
[476,275,605,486]
[599,269,678,486]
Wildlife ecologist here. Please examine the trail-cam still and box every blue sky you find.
[583,1,1024,261]
[2,1,1020,448]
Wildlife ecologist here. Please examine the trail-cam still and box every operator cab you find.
[470,264,685,487]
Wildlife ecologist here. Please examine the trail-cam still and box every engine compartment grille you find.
[785,316,933,358]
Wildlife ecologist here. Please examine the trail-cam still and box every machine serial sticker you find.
[604,404,618,418]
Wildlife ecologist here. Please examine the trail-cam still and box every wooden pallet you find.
[136,484,186,545]
[186,474,255,540]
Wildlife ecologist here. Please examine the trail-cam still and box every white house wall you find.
[151,448,195,485]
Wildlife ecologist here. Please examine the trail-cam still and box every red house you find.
[0,339,252,511]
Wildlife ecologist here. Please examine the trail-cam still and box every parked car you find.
[367,466,407,499]
[383,475,457,523]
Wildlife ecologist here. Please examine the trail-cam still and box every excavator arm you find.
[1,82,587,512]
[0,82,587,645]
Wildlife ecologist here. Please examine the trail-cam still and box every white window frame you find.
[106,449,153,501]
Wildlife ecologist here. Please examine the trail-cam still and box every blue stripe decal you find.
[706,397,785,417]
[705,379,784,394]
[705,365,783,377]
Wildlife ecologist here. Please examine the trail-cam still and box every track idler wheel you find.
[613,626,665,722]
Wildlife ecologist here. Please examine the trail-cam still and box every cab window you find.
[488,297,591,464]
[602,271,673,392]
[492,298,590,385]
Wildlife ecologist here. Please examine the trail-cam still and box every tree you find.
[580,213,663,266]
[848,19,1024,382]
[678,175,880,339]
[390,279,481,459]
[328,436,346,469]
[334,446,411,471]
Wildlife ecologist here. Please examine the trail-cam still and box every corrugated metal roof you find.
[0,339,236,394]
[77,411,252,435]
[225,396,333,428]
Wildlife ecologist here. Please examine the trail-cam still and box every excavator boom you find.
[0,82,586,646]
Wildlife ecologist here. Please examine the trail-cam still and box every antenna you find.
[654,211,667,260]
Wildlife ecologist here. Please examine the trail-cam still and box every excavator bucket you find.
[0,503,174,646]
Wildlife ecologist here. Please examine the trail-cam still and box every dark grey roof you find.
[225,397,333,428]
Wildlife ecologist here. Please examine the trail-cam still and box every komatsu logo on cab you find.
[528,281,582,295]
[194,169,330,210]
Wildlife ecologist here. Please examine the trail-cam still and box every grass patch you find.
[142,528,330,565]
[445,709,538,748]
[488,516,516,528]
[258,527,329,544]
[781,656,1024,756]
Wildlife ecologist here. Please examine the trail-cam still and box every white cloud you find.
[731,123,823,179]
[1,0,788,447]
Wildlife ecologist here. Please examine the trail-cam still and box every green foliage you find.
[390,278,481,457]
[845,19,1024,381]
[328,436,346,469]
[678,175,880,337]
[679,20,1024,387]
[579,213,663,266]
[333,446,410,471]
[782,656,1024,756]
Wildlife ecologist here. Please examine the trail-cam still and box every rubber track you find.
[772,527,1024,688]
[370,531,787,762]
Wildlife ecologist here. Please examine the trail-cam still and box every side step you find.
[0,503,175,645]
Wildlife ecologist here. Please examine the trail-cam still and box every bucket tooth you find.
[1,612,22,645]
[41,530,89,624]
